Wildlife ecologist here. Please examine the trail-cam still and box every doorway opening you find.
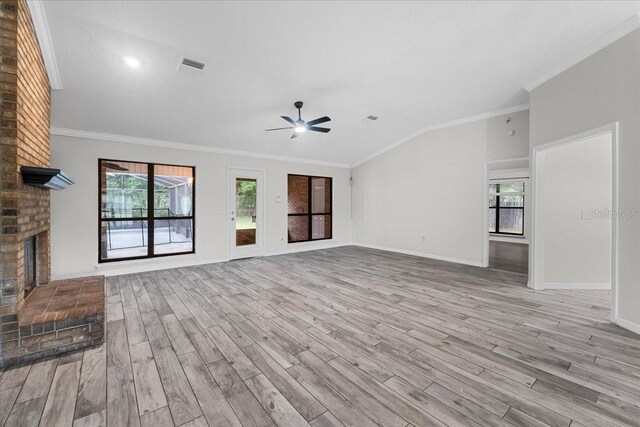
[484,157,530,279]
[531,124,618,322]
[229,168,264,260]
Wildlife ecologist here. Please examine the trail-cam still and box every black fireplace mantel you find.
[21,167,74,190]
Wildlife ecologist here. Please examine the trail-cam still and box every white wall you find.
[529,28,640,327]
[488,167,528,180]
[352,110,529,266]
[50,136,351,278]
[535,134,611,288]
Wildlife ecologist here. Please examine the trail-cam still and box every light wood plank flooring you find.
[1,246,639,427]
[489,241,529,275]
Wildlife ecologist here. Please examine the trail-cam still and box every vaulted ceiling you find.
[42,1,640,165]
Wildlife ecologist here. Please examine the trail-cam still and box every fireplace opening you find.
[24,236,37,296]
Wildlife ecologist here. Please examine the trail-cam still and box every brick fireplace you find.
[0,0,104,366]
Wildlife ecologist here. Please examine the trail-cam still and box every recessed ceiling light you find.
[123,56,140,68]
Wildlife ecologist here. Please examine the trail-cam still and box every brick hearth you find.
[20,276,105,325]
[4,276,106,365]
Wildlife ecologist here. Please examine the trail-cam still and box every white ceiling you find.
[43,1,640,166]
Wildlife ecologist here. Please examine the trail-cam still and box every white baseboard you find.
[616,317,640,335]
[51,241,351,279]
[267,241,350,257]
[51,255,229,280]
[541,282,611,290]
[353,243,484,267]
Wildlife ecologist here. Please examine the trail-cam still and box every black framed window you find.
[99,159,195,262]
[489,181,524,236]
[287,174,332,243]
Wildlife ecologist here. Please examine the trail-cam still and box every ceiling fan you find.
[265,101,331,139]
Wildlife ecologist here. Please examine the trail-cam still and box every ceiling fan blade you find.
[265,127,294,131]
[281,116,296,125]
[306,116,331,126]
[290,132,298,139]
[308,126,331,133]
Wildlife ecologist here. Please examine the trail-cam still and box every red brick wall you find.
[236,228,256,246]
[0,0,51,363]
[287,216,308,242]
[287,175,309,241]
[16,0,51,295]
[287,175,309,214]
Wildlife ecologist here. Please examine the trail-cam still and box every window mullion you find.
[308,176,312,241]
[148,163,154,257]
[496,195,500,233]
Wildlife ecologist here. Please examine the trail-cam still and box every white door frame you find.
[529,123,619,322]
[228,167,266,260]
[482,156,530,268]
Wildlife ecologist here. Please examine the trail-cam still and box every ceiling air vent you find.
[366,115,379,121]
[178,57,205,71]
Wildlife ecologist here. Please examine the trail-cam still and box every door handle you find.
[231,217,235,221]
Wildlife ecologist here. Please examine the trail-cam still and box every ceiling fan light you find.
[123,55,141,68]
[294,125,307,133]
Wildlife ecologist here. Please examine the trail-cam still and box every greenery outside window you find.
[99,159,195,262]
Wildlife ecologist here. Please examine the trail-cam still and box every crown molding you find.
[27,1,62,90]
[523,13,640,92]
[50,127,352,169]
[351,103,530,168]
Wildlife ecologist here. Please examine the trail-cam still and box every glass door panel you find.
[229,169,263,260]
[235,178,257,247]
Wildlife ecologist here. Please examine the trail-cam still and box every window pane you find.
[99,160,196,262]
[236,178,257,246]
[498,182,524,193]
[100,220,148,260]
[288,175,309,214]
[288,216,309,242]
[101,160,148,218]
[489,195,497,208]
[154,219,193,254]
[312,215,332,239]
[499,194,524,207]
[498,209,523,234]
[489,208,496,232]
[154,164,193,217]
[489,183,498,195]
[311,177,331,214]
